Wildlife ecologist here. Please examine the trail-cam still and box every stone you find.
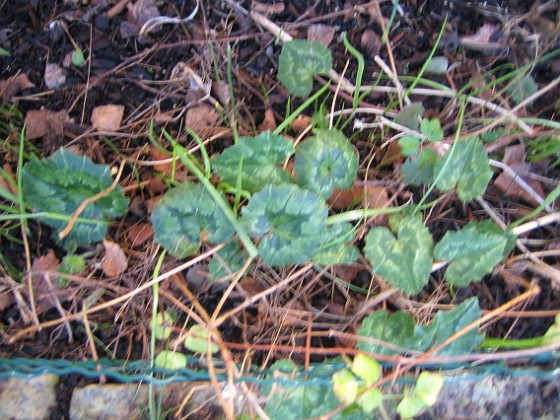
[0,374,58,420]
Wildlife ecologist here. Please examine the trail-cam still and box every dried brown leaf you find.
[258,108,277,132]
[91,104,125,131]
[101,239,128,277]
[25,109,67,140]
[328,183,390,210]
[361,28,381,55]
[31,250,60,299]
[126,223,154,248]
[184,103,222,136]
[307,24,336,47]
[0,73,35,101]
[251,0,285,16]
[150,146,174,174]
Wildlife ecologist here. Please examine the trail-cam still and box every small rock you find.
[0,374,59,420]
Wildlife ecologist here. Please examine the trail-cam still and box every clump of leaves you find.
[22,147,129,250]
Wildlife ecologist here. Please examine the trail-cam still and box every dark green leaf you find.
[401,148,438,186]
[242,185,328,266]
[410,297,483,356]
[208,241,249,281]
[212,131,294,193]
[394,102,424,130]
[434,221,513,286]
[508,74,537,105]
[278,40,333,97]
[433,136,492,201]
[152,182,234,258]
[295,129,358,198]
[22,147,129,249]
[312,222,359,266]
[356,310,415,355]
[364,214,434,296]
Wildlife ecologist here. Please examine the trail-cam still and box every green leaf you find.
[0,47,11,57]
[356,310,415,355]
[71,48,85,67]
[543,314,560,345]
[208,241,249,281]
[397,395,426,419]
[357,388,383,413]
[184,325,219,354]
[295,129,358,198]
[420,118,443,142]
[398,135,421,156]
[434,136,492,201]
[401,148,438,186]
[508,74,537,105]
[364,214,434,296]
[434,221,513,286]
[278,40,333,97]
[410,297,484,356]
[312,222,359,266]
[357,298,484,356]
[265,382,340,419]
[414,372,444,406]
[394,102,424,130]
[154,350,187,370]
[212,131,295,193]
[332,369,359,405]
[242,185,328,266]
[152,181,235,259]
[58,254,86,275]
[424,56,449,75]
[22,147,129,249]
[351,353,381,383]
[151,311,175,341]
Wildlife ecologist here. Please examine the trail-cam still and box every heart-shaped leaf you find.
[212,131,295,193]
[242,185,328,266]
[434,136,492,201]
[295,129,358,198]
[434,221,514,286]
[22,147,129,249]
[278,40,332,97]
[364,214,434,295]
[152,182,235,258]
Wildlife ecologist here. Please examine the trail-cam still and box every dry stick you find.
[374,55,411,107]
[213,264,314,329]
[58,160,126,240]
[467,75,560,139]
[8,244,225,343]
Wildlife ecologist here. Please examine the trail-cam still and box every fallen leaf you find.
[251,0,285,15]
[0,284,15,311]
[101,239,128,277]
[239,276,267,296]
[361,28,381,56]
[0,73,35,101]
[184,103,222,136]
[25,109,67,140]
[494,162,545,207]
[126,223,154,248]
[290,114,312,132]
[258,108,276,132]
[307,24,336,47]
[121,0,160,37]
[44,63,66,89]
[329,183,390,210]
[150,146,174,174]
[91,104,125,131]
